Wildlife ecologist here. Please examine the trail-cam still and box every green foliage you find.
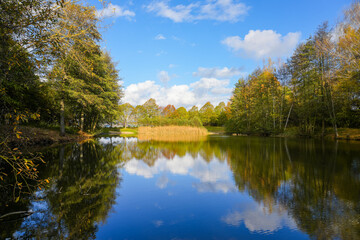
[176,107,189,120]
[227,65,285,135]
[227,9,360,136]
[118,103,135,128]
[199,102,216,126]
[188,106,200,119]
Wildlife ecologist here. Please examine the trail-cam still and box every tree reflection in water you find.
[116,136,360,239]
[2,136,360,239]
[3,140,123,239]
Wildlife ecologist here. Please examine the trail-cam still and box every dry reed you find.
[138,126,208,142]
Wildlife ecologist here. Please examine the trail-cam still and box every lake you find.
[1,136,360,239]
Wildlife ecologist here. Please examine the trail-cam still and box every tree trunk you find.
[284,103,293,132]
[80,112,84,131]
[273,96,276,130]
[92,115,98,132]
[60,98,65,136]
[330,91,338,139]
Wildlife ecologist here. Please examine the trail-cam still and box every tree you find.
[0,0,58,123]
[133,105,145,126]
[176,107,189,120]
[47,0,103,135]
[214,102,226,126]
[334,2,360,128]
[287,23,339,137]
[199,102,216,126]
[119,103,135,128]
[188,106,200,119]
[162,105,178,119]
[227,62,286,135]
[46,1,122,133]
[142,98,160,120]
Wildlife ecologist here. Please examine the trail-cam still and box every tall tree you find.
[199,102,216,126]
[0,0,58,123]
[334,2,360,128]
[48,1,110,134]
[119,103,135,128]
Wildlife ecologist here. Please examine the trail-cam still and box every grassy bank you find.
[327,128,360,141]
[120,128,138,137]
[226,127,360,141]
[0,125,92,147]
[278,127,360,140]
[205,126,225,134]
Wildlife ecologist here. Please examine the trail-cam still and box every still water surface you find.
[2,136,360,239]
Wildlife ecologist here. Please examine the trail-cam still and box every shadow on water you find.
[1,136,360,239]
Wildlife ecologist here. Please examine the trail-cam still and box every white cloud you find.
[193,181,236,193]
[155,34,166,40]
[221,202,297,232]
[193,67,243,78]
[222,30,301,59]
[191,78,232,96]
[145,0,249,23]
[146,1,197,23]
[96,3,135,19]
[123,77,232,108]
[156,175,169,189]
[124,80,161,106]
[124,153,236,193]
[157,70,171,84]
[198,0,249,22]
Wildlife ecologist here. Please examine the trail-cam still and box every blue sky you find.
[90,0,351,108]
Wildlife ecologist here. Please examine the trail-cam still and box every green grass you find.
[26,122,79,135]
[332,128,360,140]
[204,126,225,133]
[120,127,138,137]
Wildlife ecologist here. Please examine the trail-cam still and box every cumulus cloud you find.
[124,153,236,193]
[222,30,301,59]
[96,3,135,19]
[146,1,197,23]
[123,80,161,106]
[123,77,232,108]
[193,67,243,78]
[221,202,297,232]
[145,0,249,23]
[191,78,232,96]
[155,34,166,40]
[193,181,236,193]
[198,0,249,22]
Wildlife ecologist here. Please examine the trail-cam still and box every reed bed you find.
[138,126,208,142]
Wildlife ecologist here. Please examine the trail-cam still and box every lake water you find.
[1,136,360,239]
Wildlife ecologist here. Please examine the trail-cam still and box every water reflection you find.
[113,136,360,239]
[221,202,297,233]
[1,136,360,239]
[2,140,123,239]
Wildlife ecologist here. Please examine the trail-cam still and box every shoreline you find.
[2,126,360,149]
[1,126,93,148]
